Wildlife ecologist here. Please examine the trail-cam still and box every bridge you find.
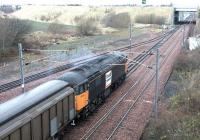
[173,7,197,24]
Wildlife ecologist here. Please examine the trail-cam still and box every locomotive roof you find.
[58,53,126,86]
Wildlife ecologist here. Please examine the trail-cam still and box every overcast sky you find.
[1,0,200,7]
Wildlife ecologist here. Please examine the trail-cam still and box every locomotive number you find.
[105,71,112,88]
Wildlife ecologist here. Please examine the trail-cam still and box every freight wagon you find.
[0,80,75,140]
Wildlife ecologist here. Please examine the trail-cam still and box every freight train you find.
[0,52,128,140]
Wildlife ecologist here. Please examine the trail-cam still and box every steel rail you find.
[107,27,184,139]
[80,26,180,140]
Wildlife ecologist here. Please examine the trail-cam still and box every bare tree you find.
[0,18,8,53]
[0,18,31,56]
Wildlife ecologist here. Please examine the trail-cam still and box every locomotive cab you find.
[74,83,89,112]
[58,72,89,113]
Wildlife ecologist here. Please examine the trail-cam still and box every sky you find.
[0,0,200,8]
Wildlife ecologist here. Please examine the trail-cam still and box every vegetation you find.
[48,22,66,34]
[0,18,31,57]
[102,12,131,28]
[76,16,99,36]
[40,12,61,22]
[12,5,172,25]
[142,48,200,140]
[135,14,166,25]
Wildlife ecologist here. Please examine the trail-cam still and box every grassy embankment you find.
[142,47,200,140]
[0,6,172,55]
[13,6,171,54]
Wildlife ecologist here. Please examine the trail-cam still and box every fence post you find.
[129,23,132,51]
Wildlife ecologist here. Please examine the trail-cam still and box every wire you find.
[43,60,67,64]
[122,51,154,55]
[24,53,59,65]
[24,48,70,52]
[108,63,152,69]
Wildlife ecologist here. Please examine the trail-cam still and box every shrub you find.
[76,17,98,36]
[102,12,131,28]
[104,8,114,14]
[135,14,166,25]
[74,16,82,24]
[40,12,61,22]
[48,22,66,34]
[142,113,200,140]
[174,49,200,71]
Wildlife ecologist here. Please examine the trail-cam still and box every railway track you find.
[80,26,181,140]
[106,28,184,139]
[0,27,177,93]
[127,27,178,76]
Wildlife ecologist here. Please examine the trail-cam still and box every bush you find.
[74,16,82,24]
[102,12,131,28]
[142,113,200,140]
[135,14,166,25]
[170,89,200,113]
[174,49,200,71]
[104,8,114,14]
[40,12,61,22]
[76,17,98,36]
[48,22,66,34]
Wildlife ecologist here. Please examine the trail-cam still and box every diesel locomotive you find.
[0,52,128,140]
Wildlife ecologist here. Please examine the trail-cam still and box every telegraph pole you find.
[154,48,159,120]
[129,23,132,51]
[18,43,25,93]
[182,25,185,46]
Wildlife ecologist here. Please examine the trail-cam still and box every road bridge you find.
[173,7,197,24]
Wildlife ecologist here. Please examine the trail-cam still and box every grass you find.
[29,20,76,33]
[47,27,142,51]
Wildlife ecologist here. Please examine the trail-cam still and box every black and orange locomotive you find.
[59,52,128,117]
[0,52,128,140]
